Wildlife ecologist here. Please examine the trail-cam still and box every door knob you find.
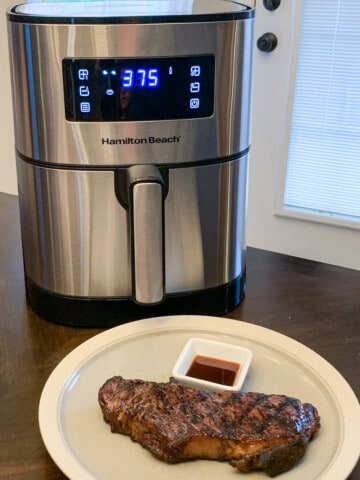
[263,0,281,11]
[257,33,278,52]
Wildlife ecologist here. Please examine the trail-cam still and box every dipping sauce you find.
[186,355,240,386]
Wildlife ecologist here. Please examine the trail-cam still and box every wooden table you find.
[0,191,359,479]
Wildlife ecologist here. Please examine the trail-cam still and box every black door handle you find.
[263,0,281,10]
[257,33,278,52]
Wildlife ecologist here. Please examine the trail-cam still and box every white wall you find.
[0,0,17,194]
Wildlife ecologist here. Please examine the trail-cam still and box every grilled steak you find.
[98,376,320,477]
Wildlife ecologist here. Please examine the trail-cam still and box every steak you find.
[98,376,320,477]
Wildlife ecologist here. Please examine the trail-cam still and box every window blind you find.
[283,0,360,224]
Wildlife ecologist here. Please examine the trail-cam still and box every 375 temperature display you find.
[122,69,159,89]
[101,67,160,89]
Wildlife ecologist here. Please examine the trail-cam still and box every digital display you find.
[63,56,215,122]
[121,68,159,89]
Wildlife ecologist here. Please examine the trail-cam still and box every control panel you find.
[63,55,215,121]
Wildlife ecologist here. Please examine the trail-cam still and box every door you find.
[248,0,360,270]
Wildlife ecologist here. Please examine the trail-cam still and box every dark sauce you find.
[186,355,240,386]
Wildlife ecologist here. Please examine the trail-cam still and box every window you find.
[283,0,360,227]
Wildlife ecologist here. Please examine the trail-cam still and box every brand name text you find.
[102,136,181,145]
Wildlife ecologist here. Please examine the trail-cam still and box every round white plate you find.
[39,315,360,480]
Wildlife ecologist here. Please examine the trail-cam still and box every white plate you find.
[39,315,360,480]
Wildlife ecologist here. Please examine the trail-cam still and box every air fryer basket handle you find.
[128,165,165,305]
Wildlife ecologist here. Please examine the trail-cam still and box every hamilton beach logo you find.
[102,135,181,145]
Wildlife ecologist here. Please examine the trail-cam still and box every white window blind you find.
[283,0,360,224]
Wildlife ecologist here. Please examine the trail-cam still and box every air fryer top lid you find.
[9,0,254,23]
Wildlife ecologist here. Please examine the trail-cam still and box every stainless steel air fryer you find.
[7,0,255,326]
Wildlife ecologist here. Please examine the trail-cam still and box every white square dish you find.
[172,337,252,392]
